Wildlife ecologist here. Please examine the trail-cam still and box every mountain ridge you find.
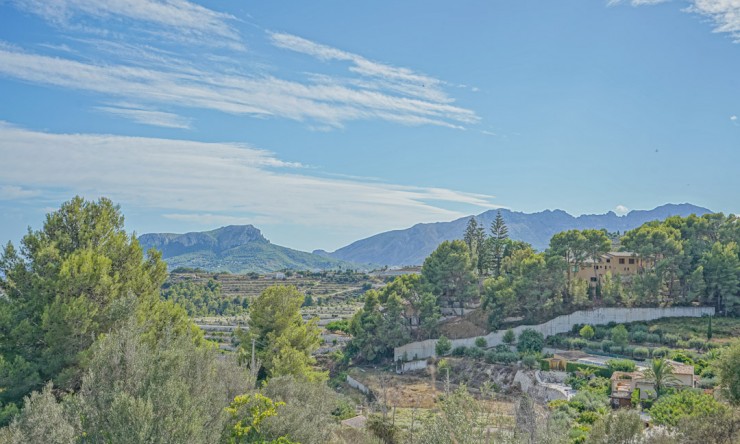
[324,203,712,266]
[139,225,360,274]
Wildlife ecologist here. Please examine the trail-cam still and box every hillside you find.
[139,225,360,273]
[324,203,712,266]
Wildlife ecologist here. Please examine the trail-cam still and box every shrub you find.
[622,346,635,357]
[521,354,539,369]
[517,329,544,354]
[494,344,510,353]
[502,329,516,345]
[569,338,588,350]
[662,333,679,346]
[546,335,567,348]
[645,333,661,344]
[607,359,636,373]
[601,340,614,353]
[579,325,595,340]
[484,351,497,364]
[631,331,648,344]
[475,337,487,348]
[689,337,705,351]
[539,359,550,371]
[325,319,350,333]
[451,346,467,357]
[435,336,452,356]
[494,352,519,364]
[676,340,691,349]
[670,351,694,365]
[586,341,601,351]
[633,347,649,359]
[465,347,484,359]
[652,347,670,358]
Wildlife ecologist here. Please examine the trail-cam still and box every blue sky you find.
[0,0,739,252]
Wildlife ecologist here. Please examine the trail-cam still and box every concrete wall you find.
[347,375,370,395]
[396,359,428,374]
[394,306,715,362]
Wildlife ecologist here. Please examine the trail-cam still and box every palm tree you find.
[643,358,680,397]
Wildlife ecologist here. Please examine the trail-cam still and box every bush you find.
[451,346,467,357]
[502,329,516,345]
[607,359,636,372]
[652,347,670,358]
[325,319,350,333]
[645,333,661,344]
[689,337,705,350]
[465,347,484,359]
[601,340,614,353]
[493,351,519,364]
[566,362,612,378]
[580,325,595,340]
[521,354,539,369]
[539,359,550,371]
[631,331,648,344]
[546,335,567,348]
[484,351,497,364]
[494,344,510,353]
[517,329,545,354]
[569,338,588,350]
[662,333,679,346]
[633,347,649,359]
[475,337,487,348]
[435,336,452,356]
[677,340,691,349]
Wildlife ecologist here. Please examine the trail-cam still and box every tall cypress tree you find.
[490,211,509,277]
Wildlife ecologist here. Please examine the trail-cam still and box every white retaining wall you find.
[396,359,429,374]
[394,306,715,362]
[346,375,370,395]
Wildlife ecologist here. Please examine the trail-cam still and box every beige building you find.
[574,251,650,286]
[609,360,696,408]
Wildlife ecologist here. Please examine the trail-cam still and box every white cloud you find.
[0,43,477,129]
[609,0,740,42]
[688,0,740,42]
[607,0,670,6]
[731,115,738,120]
[12,0,243,49]
[269,32,452,104]
[96,104,192,129]
[0,185,41,200]
[0,124,499,244]
[615,204,630,215]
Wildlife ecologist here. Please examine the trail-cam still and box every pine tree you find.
[490,211,509,277]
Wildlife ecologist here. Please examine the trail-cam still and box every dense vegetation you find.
[0,198,377,443]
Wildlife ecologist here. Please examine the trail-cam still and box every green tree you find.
[489,211,509,277]
[610,325,629,352]
[707,315,713,341]
[579,325,595,340]
[503,329,516,345]
[650,390,727,427]
[548,230,588,299]
[0,197,167,410]
[517,329,545,354]
[582,229,612,294]
[226,393,296,444]
[586,410,643,444]
[422,240,478,315]
[241,286,324,381]
[701,242,740,315]
[463,217,487,276]
[435,336,452,356]
[717,339,740,406]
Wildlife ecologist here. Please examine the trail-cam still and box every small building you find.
[610,361,696,408]
[574,251,651,287]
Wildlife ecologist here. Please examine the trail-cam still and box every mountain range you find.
[317,203,712,267]
[138,225,358,274]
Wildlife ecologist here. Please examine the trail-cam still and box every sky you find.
[0,0,739,252]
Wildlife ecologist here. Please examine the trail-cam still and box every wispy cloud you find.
[0,43,477,128]
[687,0,740,42]
[0,185,41,200]
[96,104,192,129]
[12,0,243,49]
[0,123,499,245]
[609,0,740,42]
[269,32,453,104]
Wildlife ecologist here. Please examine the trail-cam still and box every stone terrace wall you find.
[394,306,715,362]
